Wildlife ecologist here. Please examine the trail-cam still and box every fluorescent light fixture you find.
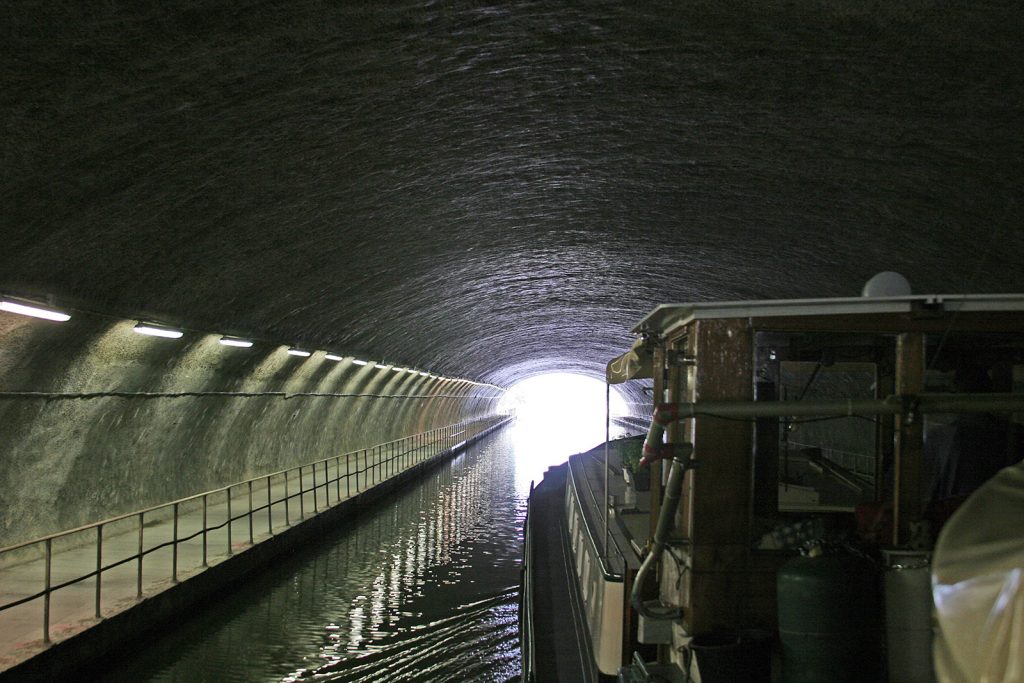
[419,371,429,376]
[375,363,388,369]
[0,299,71,322]
[325,354,343,361]
[134,323,183,339]
[287,348,311,357]
[352,359,369,366]
[391,366,404,372]
[219,337,253,348]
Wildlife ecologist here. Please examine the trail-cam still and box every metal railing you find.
[520,482,537,683]
[566,458,627,580]
[0,415,509,650]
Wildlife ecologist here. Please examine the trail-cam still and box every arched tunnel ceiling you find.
[2,2,1023,387]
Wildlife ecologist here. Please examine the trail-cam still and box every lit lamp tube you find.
[219,337,253,348]
[134,323,183,339]
[0,299,71,322]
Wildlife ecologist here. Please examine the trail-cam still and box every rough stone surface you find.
[0,313,498,545]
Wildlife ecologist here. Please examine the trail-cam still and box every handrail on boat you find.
[520,482,537,683]
[566,459,626,582]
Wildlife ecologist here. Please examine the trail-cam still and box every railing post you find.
[226,488,233,556]
[202,494,208,567]
[298,466,305,519]
[43,538,51,644]
[346,454,352,498]
[95,524,103,619]
[172,502,179,583]
[137,513,144,599]
[248,480,254,545]
[336,457,342,501]
[327,460,332,505]
[284,470,290,526]
[312,462,318,512]
[267,475,273,535]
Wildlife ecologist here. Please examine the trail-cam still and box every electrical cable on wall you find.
[0,391,502,402]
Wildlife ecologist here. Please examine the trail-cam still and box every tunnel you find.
[2,1,1023,680]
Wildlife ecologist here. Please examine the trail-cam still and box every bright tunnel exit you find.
[498,373,630,492]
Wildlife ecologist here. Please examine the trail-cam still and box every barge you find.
[521,277,1024,682]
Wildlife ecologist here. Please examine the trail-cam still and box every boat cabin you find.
[604,291,1024,681]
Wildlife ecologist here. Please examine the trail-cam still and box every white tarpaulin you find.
[932,459,1024,683]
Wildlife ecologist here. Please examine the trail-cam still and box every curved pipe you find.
[631,448,691,620]
[639,402,679,467]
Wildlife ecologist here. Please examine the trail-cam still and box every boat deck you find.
[523,438,650,682]
[567,442,649,572]
[526,463,600,683]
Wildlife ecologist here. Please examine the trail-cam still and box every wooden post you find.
[894,332,925,545]
[687,318,754,633]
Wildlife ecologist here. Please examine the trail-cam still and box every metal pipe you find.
[642,393,1024,465]
[631,447,692,619]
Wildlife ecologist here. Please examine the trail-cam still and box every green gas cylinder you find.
[777,553,883,683]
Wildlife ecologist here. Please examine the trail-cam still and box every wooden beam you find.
[893,332,926,545]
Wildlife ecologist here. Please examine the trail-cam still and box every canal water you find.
[96,420,629,682]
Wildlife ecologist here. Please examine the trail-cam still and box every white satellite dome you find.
[862,271,912,297]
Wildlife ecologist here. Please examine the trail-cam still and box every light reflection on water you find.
[95,423,623,683]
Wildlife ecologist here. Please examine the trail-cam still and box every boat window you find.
[776,361,878,511]
[751,332,895,526]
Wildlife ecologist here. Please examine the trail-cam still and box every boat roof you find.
[633,293,1024,336]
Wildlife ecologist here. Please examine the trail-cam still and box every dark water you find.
[96,423,622,682]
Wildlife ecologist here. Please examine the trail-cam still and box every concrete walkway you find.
[0,434,454,673]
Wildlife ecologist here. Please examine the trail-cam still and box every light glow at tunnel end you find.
[501,373,629,488]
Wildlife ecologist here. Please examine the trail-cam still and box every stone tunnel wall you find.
[0,310,502,548]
